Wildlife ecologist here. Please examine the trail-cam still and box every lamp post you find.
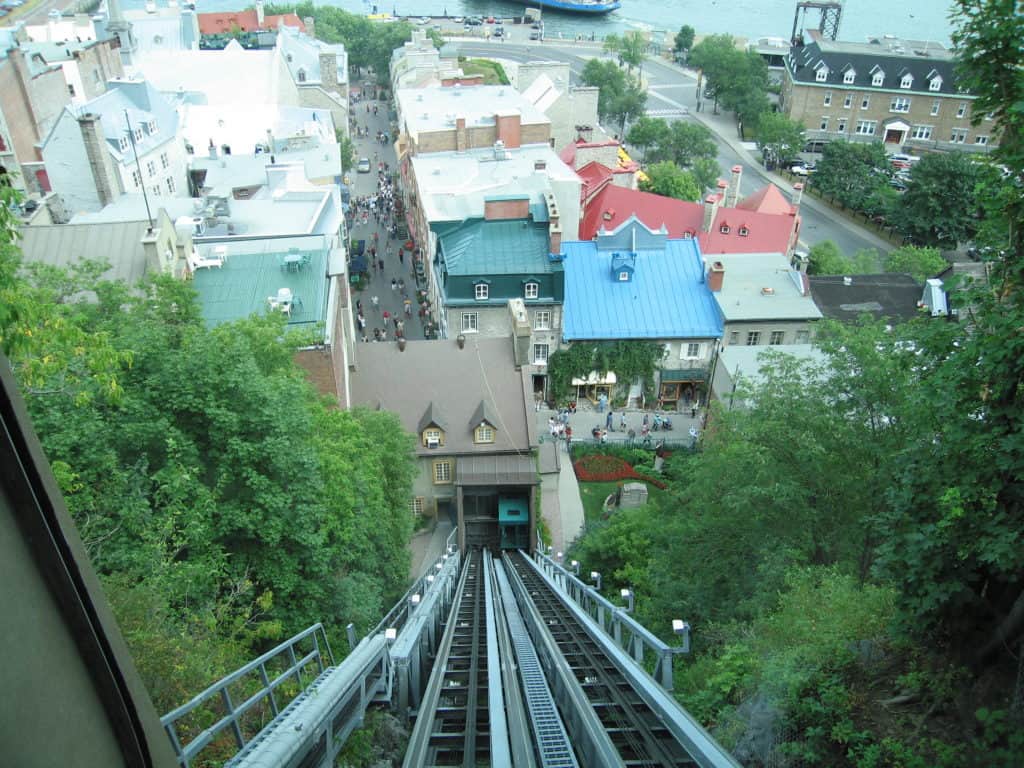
[570,559,580,576]
[620,587,634,614]
[672,619,691,654]
[590,571,602,591]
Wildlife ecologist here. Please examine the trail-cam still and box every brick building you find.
[782,29,998,154]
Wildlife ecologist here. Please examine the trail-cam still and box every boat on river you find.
[510,0,621,14]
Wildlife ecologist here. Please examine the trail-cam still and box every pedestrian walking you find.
[378,257,385,272]
[565,425,573,451]
[398,249,404,265]
[620,412,627,431]
[404,298,412,317]
[606,410,614,432]
[383,309,391,324]
[371,295,380,312]
[391,278,397,291]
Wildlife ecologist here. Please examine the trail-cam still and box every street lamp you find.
[426,574,435,584]
[556,550,563,562]
[570,559,580,576]
[672,619,691,654]
[590,571,602,591]
[620,587,634,613]
[385,627,397,641]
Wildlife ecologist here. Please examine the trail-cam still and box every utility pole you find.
[124,110,154,232]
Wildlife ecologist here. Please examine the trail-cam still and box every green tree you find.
[813,140,889,211]
[807,240,852,275]
[673,24,695,55]
[659,120,717,168]
[626,116,669,163]
[689,33,738,112]
[639,161,700,201]
[890,152,993,248]
[690,156,721,194]
[755,111,807,168]
[603,31,647,75]
[336,131,356,173]
[883,245,947,281]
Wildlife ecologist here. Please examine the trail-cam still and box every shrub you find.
[573,453,667,489]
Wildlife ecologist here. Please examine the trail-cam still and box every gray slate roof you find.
[350,337,536,457]
[809,273,924,323]
[18,221,151,286]
[788,35,965,96]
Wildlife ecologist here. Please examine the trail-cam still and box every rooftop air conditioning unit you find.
[191,217,205,235]
[426,437,440,448]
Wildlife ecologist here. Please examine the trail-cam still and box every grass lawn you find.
[457,58,510,85]
[578,480,668,525]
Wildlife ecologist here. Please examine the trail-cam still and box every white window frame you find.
[795,329,810,344]
[146,160,156,177]
[843,93,853,108]
[816,66,828,82]
[890,96,911,113]
[871,72,884,87]
[131,169,141,187]
[432,460,452,484]
[931,99,941,116]
[836,118,848,133]
[729,331,739,345]
[855,120,877,136]
[823,90,832,106]
[461,312,479,333]
[769,330,785,345]
[618,271,630,282]
[956,102,967,118]
[975,135,988,146]
[719,224,730,234]
[119,137,129,152]
[911,125,933,140]
[819,116,830,131]
[474,283,489,301]
[929,76,942,91]
[950,128,968,144]
[746,331,761,346]
[900,74,913,89]
[474,423,495,444]
[524,281,539,300]
[165,176,175,194]
[410,496,425,516]
[533,343,549,365]
[843,70,855,84]
[861,95,871,109]
[151,185,162,197]
[534,309,551,330]
[160,152,169,169]
[681,342,703,360]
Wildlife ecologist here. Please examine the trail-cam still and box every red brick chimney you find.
[495,112,521,149]
[707,261,725,292]
[792,182,804,208]
[456,116,466,152]
[727,164,742,208]
[549,221,562,256]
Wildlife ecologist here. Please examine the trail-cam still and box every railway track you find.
[506,551,697,767]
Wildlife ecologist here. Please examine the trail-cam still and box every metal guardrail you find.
[372,527,458,638]
[161,624,334,767]
[533,552,686,691]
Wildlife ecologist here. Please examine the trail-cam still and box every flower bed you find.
[573,454,667,489]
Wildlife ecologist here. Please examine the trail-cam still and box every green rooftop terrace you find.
[191,235,330,334]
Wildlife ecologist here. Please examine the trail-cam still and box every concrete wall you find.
[119,139,189,202]
[298,86,347,140]
[546,87,599,152]
[722,320,813,348]
[548,176,581,240]
[445,303,563,351]
[517,61,570,93]
[64,40,124,103]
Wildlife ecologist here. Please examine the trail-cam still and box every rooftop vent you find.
[761,287,775,296]
[843,276,853,286]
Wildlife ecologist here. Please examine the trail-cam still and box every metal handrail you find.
[161,624,333,767]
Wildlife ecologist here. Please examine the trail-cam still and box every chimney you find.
[534,159,547,171]
[318,51,337,87]
[304,16,315,39]
[707,261,725,292]
[255,0,264,26]
[455,116,466,152]
[208,138,217,159]
[702,194,719,233]
[549,220,562,257]
[77,113,121,207]
[495,112,521,149]
[727,164,742,208]
[792,250,809,274]
[792,182,804,208]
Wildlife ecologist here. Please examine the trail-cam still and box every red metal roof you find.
[197,11,305,35]
[579,181,800,256]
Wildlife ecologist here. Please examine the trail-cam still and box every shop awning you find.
[660,368,708,383]
[457,454,539,486]
[571,371,617,386]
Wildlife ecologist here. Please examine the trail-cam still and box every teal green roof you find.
[484,193,530,202]
[191,235,329,332]
[437,218,558,276]
[498,496,529,524]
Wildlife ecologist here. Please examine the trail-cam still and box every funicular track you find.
[506,551,698,768]
[403,549,492,767]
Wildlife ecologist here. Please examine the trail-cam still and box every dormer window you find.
[423,427,444,448]
[118,136,129,152]
[134,128,143,142]
[297,68,307,83]
[682,230,694,239]
[929,75,942,91]
[815,64,829,82]
[474,282,489,300]
[524,281,539,300]
[900,74,913,89]
[738,226,749,237]
[719,224,731,234]
[148,120,158,134]
[872,69,885,87]
[843,69,855,84]
[474,423,495,444]
[618,271,629,282]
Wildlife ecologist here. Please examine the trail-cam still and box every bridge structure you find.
[161,531,740,768]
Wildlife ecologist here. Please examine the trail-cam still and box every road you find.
[450,39,890,258]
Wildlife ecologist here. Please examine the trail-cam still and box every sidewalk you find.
[536,402,703,446]
[407,519,453,580]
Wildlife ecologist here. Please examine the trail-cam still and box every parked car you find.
[492,26,503,37]
[789,161,815,176]
[485,16,495,23]
[357,157,371,173]
[531,21,543,29]
[889,153,921,169]
[529,30,542,40]
[464,16,482,25]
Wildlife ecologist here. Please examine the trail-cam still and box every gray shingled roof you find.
[787,37,965,96]
[18,221,151,287]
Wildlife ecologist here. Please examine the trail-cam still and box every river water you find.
[125,0,957,47]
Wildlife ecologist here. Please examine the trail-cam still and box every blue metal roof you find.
[562,237,723,340]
